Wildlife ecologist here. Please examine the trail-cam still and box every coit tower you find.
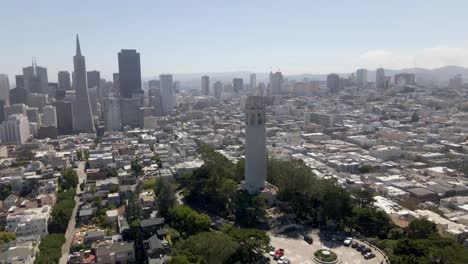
[244,96,267,194]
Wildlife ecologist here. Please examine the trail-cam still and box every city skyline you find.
[1,1,468,81]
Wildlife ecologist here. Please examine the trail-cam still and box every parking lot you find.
[268,230,386,264]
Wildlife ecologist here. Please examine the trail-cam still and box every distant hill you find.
[288,66,468,84]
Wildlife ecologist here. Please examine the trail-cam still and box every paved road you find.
[175,189,185,205]
[59,162,86,264]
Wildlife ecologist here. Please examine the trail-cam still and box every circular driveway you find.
[268,230,386,264]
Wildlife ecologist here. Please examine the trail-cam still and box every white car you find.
[343,237,353,246]
[269,249,276,256]
[278,256,290,264]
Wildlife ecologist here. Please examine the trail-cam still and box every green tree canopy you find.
[173,232,239,264]
[407,218,437,239]
[155,178,176,217]
[168,205,211,237]
[61,167,79,190]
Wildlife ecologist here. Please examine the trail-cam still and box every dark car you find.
[356,244,366,252]
[351,242,359,248]
[304,235,314,244]
[361,247,371,255]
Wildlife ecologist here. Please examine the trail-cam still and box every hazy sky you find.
[1,0,468,81]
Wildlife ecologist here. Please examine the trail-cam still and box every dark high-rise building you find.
[23,61,48,94]
[201,75,210,96]
[327,73,341,93]
[9,87,28,105]
[376,68,386,89]
[58,71,72,91]
[233,78,243,93]
[53,100,74,135]
[0,100,6,123]
[118,50,142,98]
[87,70,101,98]
[15,75,24,89]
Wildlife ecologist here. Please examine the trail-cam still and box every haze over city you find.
[1,0,468,80]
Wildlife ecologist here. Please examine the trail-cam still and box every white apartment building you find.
[0,114,31,144]
[6,205,51,237]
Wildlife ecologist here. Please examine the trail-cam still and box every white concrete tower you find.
[244,96,267,194]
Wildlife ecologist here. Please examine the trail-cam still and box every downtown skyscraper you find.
[72,35,95,133]
[118,49,142,98]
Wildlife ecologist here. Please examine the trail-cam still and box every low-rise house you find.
[84,230,106,245]
[95,241,135,264]
[143,234,170,258]
[140,217,165,238]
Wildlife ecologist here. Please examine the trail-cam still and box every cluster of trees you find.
[0,232,15,244]
[383,219,468,264]
[155,178,177,217]
[35,234,66,264]
[170,225,270,264]
[180,145,240,218]
[181,146,262,227]
[0,183,12,200]
[48,168,77,233]
[168,205,211,237]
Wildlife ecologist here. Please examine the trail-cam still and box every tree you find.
[131,161,143,176]
[321,184,353,226]
[235,191,267,228]
[35,234,66,264]
[0,232,15,244]
[182,145,238,217]
[168,205,211,237]
[407,218,437,239]
[173,232,239,264]
[169,256,193,264]
[0,183,13,200]
[221,225,270,263]
[155,178,176,217]
[126,192,142,223]
[61,167,79,190]
[349,207,391,238]
[142,179,157,190]
[353,188,374,208]
[109,185,120,193]
[358,164,374,174]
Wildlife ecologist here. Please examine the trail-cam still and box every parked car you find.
[364,252,376,259]
[304,235,314,244]
[351,242,359,248]
[269,248,276,256]
[273,249,285,260]
[356,244,366,252]
[361,247,371,255]
[278,256,290,264]
[343,237,353,246]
